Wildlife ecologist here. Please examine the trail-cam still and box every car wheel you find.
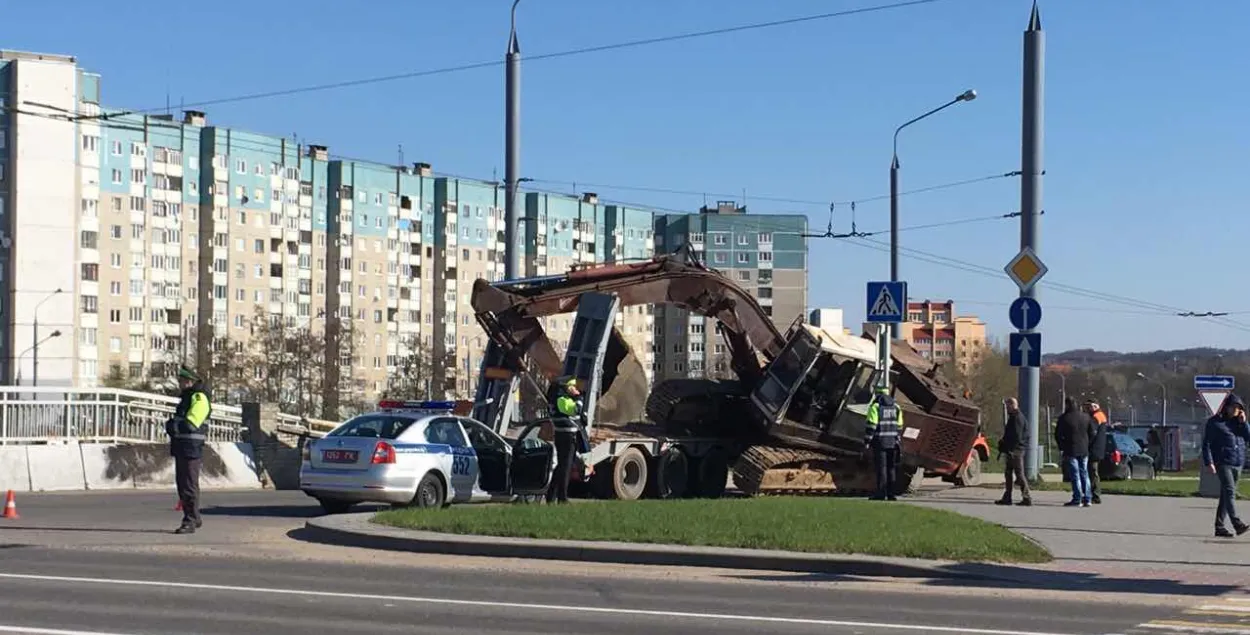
[953,451,982,487]
[413,472,446,508]
[318,498,354,515]
[610,447,649,500]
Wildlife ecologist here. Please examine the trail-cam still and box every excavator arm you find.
[470,248,787,386]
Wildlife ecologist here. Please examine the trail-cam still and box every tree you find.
[384,336,437,400]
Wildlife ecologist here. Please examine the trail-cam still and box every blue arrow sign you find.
[1008,296,1042,331]
[1195,375,1235,390]
[865,281,906,323]
[1009,332,1042,368]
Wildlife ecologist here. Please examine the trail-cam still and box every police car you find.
[299,400,556,514]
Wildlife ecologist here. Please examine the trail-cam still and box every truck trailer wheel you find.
[687,447,730,498]
[647,447,689,499]
[609,447,649,500]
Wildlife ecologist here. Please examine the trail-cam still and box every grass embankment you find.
[373,497,1051,564]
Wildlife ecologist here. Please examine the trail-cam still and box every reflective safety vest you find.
[865,391,904,449]
[553,392,583,432]
[168,384,213,458]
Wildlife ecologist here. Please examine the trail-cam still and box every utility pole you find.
[1018,1,1045,479]
[503,0,522,281]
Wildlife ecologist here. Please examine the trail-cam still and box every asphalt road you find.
[0,490,1218,634]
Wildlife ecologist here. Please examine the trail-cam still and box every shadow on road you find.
[735,562,1242,597]
[0,525,170,535]
[201,503,388,520]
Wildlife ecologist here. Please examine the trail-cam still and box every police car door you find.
[425,418,477,503]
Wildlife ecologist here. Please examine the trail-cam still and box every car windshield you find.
[327,414,418,440]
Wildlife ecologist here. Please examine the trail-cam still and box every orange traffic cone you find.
[2,490,18,519]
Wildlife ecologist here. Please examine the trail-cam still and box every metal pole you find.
[877,324,891,391]
[889,158,900,341]
[31,317,38,387]
[1161,383,1168,427]
[503,0,522,281]
[1018,1,1045,480]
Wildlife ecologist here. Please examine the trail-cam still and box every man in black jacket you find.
[1055,397,1096,507]
[1085,400,1109,505]
[995,397,1032,506]
[1203,393,1250,537]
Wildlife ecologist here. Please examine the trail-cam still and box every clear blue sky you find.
[5,0,1248,353]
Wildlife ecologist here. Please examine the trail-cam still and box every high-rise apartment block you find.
[651,201,808,381]
[0,51,804,409]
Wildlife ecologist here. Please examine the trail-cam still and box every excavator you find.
[467,248,982,499]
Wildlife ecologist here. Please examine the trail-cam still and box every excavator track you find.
[731,445,919,497]
[644,378,750,437]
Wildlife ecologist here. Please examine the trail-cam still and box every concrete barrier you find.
[3,442,265,492]
[0,446,31,492]
[27,443,87,491]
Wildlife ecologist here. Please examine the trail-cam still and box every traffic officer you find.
[165,365,212,534]
[864,383,904,501]
[546,376,584,504]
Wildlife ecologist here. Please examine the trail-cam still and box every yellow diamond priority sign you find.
[1004,246,1047,292]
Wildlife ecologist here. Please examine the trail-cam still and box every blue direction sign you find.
[1195,375,1235,390]
[865,281,906,323]
[1009,332,1042,368]
[1008,296,1042,331]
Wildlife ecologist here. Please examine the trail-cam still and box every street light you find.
[1137,372,1168,426]
[16,330,62,386]
[32,288,63,387]
[889,89,976,339]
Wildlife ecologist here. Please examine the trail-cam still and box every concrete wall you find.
[0,441,263,492]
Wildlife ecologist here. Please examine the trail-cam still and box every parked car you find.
[1099,431,1156,481]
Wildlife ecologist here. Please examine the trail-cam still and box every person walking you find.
[1086,401,1109,505]
[995,397,1032,506]
[1202,393,1250,538]
[545,376,585,504]
[1054,396,1095,507]
[165,366,212,534]
[864,384,904,501]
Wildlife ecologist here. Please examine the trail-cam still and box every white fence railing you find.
[0,387,338,445]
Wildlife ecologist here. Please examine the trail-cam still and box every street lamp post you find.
[1137,372,1167,426]
[17,330,63,386]
[889,90,976,339]
[503,0,522,281]
[32,288,63,387]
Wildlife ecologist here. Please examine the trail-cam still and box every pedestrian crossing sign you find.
[865,281,906,323]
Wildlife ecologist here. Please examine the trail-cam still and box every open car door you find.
[508,421,555,495]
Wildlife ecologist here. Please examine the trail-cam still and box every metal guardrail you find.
[0,386,340,445]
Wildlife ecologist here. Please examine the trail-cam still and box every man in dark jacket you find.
[1054,397,1095,507]
[995,397,1032,506]
[165,366,212,534]
[1085,400,1109,505]
[1203,393,1250,538]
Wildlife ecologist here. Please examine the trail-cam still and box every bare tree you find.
[385,335,437,400]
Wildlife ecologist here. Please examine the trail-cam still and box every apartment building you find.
[861,299,987,370]
[0,51,668,407]
[651,201,808,381]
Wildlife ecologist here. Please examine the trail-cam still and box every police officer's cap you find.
[177,365,200,382]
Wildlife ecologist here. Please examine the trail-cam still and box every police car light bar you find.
[376,400,458,411]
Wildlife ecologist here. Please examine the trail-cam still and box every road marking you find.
[1140,620,1250,633]
[0,626,140,635]
[0,572,1080,635]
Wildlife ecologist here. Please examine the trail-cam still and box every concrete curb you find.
[302,512,1014,581]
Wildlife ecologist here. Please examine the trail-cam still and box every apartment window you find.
[130,143,145,157]
[713,253,726,264]
[80,328,97,347]
[236,159,246,174]
[129,280,143,295]
[129,307,142,322]
[80,231,99,249]
[131,223,144,239]
[110,169,121,184]
[110,253,121,268]
[81,263,99,281]
[758,251,773,262]
[129,196,145,212]
[758,232,773,243]
[736,252,749,264]
[131,169,146,184]
[82,134,98,152]
[737,234,748,245]
[81,296,99,314]
[109,337,122,353]
[108,309,121,323]
[111,141,122,156]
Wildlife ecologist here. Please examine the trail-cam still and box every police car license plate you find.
[322,449,358,463]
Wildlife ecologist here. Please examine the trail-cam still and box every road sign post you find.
[866,281,906,393]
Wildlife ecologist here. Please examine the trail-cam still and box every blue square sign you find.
[1009,332,1042,368]
[865,281,906,323]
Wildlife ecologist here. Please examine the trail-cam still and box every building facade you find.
[651,201,808,381]
[860,299,986,370]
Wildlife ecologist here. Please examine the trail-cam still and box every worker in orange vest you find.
[1085,400,1109,505]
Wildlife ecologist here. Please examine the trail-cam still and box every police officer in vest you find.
[546,377,584,504]
[864,384,904,501]
[165,365,213,534]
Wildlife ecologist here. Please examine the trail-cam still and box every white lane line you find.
[0,571,1079,635]
[0,627,140,635]
[1198,605,1250,613]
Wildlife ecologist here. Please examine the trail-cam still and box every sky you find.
[4,0,1248,354]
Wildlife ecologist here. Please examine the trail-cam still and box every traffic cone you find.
[2,490,18,519]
